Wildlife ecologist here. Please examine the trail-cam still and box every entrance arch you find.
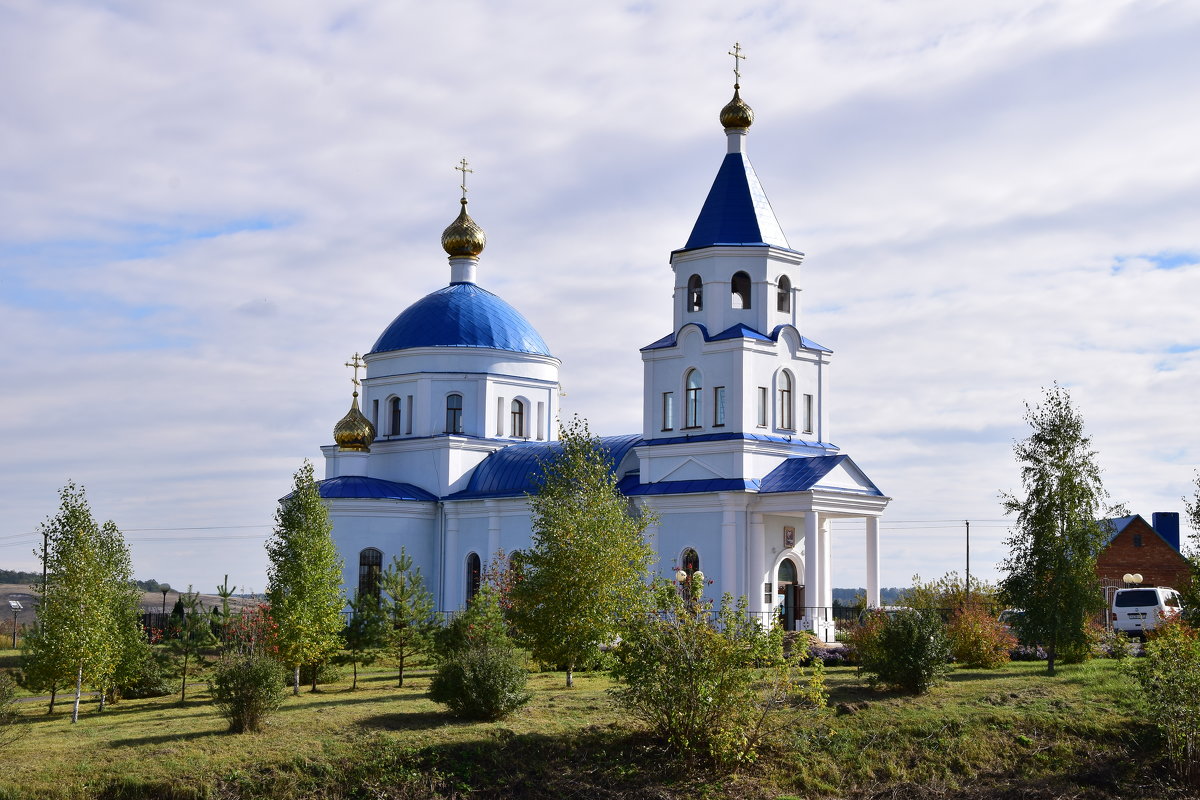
[776,557,804,631]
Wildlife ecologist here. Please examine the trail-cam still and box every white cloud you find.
[1,0,1198,590]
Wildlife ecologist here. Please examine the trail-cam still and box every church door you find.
[777,559,800,631]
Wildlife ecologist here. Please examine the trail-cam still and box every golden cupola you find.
[441,198,487,258]
[720,84,754,130]
[333,391,376,452]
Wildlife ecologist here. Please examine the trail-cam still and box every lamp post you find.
[674,569,706,614]
[7,601,21,649]
[161,587,170,615]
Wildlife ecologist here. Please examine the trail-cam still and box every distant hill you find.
[1,569,174,593]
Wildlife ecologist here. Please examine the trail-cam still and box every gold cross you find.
[455,157,473,201]
[345,353,366,389]
[728,42,746,84]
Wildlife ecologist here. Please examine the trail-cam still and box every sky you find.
[1,0,1198,595]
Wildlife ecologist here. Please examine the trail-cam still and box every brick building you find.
[1096,512,1191,606]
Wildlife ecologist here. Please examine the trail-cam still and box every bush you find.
[1127,618,1200,785]
[1009,644,1048,661]
[610,588,825,768]
[296,661,344,688]
[947,602,1016,669]
[0,671,18,746]
[118,650,176,699]
[210,653,287,733]
[854,608,950,694]
[428,645,530,720]
[1096,626,1135,660]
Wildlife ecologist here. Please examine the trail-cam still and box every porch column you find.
[817,517,834,641]
[721,495,740,599]
[444,507,460,610]
[485,499,501,566]
[748,511,766,615]
[865,516,880,608]
[803,511,819,631]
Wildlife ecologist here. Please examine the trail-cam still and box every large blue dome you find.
[369,282,553,356]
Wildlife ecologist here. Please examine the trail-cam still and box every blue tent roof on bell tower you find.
[680,151,791,252]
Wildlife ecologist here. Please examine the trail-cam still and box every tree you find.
[94,520,145,708]
[337,593,388,690]
[378,548,435,688]
[999,385,1109,675]
[266,461,345,695]
[30,483,134,722]
[166,587,217,702]
[510,416,655,687]
[1181,472,1200,618]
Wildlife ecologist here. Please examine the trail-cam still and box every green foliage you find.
[609,586,825,768]
[266,460,345,694]
[0,671,17,746]
[946,601,1015,669]
[899,571,1000,613]
[31,483,141,722]
[999,384,1109,675]
[1128,618,1200,785]
[210,651,288,733]
[429,586,530,720]
[165,586,217,702]
[510,415,655,687]
[854,608,951,694]
[117,648,175,699]
[379,547,435,687]
[1181,472,1200,620]
[337,593,388,690]
[715,592,785,667]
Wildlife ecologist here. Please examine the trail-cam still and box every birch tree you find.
[266,461,345,695]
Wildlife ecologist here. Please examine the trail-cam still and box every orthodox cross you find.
[455,157,473,201]
[345,352,366,390]
[728,42,746,84]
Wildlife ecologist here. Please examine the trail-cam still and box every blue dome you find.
[369,283,553,356]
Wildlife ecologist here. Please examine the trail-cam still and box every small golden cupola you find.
[334,354,376,452]
[720,42,754,130]
[441,158,487,258]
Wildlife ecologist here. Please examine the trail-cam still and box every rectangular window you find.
[405,395,413,435]
[662,392,674,431]
[756,387,767,427]
[763,582,773,605]
[803,393,814,434]
[372,399,379,430]
[713,386,726,426]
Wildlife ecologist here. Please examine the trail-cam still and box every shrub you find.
[210,652,287,733]
[1096,626,1135,660]
[855,609,950,694]
[1127,618,1200,785]
[947,602,1016,669]
[118,650,176,699]
[0,671,18,746]
[610,588,825,768]
[295,661,345,688]
[1057,620,1104,665]
[428,645,531,720]
[1009,644,1048,661]
[429,586,530,721]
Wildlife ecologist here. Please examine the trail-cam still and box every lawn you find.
[0,649,1177,800]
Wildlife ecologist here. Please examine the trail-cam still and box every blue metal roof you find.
[316,475,438,502]
[370,282,553,357]
[759,455,885,496]
[641,323,830,354]
[618,476,760,496]
[447,434,643,500]
[680,152,791,252]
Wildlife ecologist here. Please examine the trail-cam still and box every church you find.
[319,64,890,639]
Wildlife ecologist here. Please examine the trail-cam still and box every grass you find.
[0,651,1181,799]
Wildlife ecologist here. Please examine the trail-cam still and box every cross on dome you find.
[345,352,366,392]
[455,157,473,202]
[728,42,746,86]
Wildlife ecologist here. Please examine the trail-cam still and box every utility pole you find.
[965,520,971,602]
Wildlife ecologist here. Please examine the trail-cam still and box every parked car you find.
[1111,586,1183,638]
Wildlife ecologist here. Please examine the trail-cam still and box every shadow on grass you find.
[106,728,225,748]
[945,667,1035,682]
[274,691,428,713]
[356,709,459,731]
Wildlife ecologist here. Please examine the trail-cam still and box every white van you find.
[1111,587,1183,637]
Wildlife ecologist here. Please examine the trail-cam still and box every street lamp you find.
[161,586,171,615]
[1122,573,1144,586]
[7,601,21,649]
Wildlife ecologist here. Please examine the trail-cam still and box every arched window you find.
[680,548,700,576]
[511,400,525,438]
[731,271,751,309]
[465,552,482,604]
[687,274,703,312]
[777,275,792,312]
[445,393,463,434]
[389,397,402,435]
[358,548,383,601]
[684,369,701,428]
[778,371,794,430]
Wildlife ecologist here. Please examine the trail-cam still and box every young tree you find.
[94,520,145,708]
[378,548,435,687]
[337,592,388,690]
[166,587,217,702]
[510,416,655,687]
[999,385,1109,675]
[1181,472,1200,617]
[266,461,345,695]
[32,483,127,723]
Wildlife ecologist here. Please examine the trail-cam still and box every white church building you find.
[320,74,890,638]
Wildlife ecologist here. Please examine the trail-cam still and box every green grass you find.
[0,655,1179,799]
